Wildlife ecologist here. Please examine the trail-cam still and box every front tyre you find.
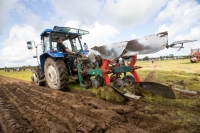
[31,67,45,86]
[44,58,68,90]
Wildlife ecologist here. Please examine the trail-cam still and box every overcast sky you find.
[0,0,200,68]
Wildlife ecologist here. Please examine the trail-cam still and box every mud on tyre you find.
[44,58,69,90]
[31,67,45,86]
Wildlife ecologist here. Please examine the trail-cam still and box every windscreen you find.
[52,40,72,51]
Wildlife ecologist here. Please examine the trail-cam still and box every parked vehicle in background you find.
[190,48,200,63]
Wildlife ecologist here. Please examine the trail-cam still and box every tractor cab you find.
[40,26,89,54]
[27,26,89,56]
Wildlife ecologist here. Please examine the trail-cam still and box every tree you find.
[169,54,174,58]
[143,56,149,61]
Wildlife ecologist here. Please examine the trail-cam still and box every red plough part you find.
[127,55,141,82]
[101,55,141,85]
[90,31,176,99]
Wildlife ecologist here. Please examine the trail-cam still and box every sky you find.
[0,0,200,68]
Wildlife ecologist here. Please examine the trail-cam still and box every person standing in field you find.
[83,43,89,55]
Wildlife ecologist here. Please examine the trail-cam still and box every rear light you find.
[86,50,89,52]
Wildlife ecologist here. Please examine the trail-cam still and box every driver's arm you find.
[65,48,76,54]
[60,44,75,54]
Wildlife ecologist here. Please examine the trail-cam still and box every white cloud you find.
[51,0,168,28]
[130,34,140,39]
[102,0,168,27]
[80,22,120,48]
[65,20,81,28]
[176,26,200,40]
[51,0,101,23]
[0,25,42,68]
[0,0,19,36]
[156,0,200,37]
[175,26,200,50]
[64,20,120,48]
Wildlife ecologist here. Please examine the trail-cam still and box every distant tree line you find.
[138,54,190,61]
[0,65,37,71]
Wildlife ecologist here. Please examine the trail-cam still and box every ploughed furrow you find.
[16,82,106,110]
[1,85,70,133]
[0,126,3,133]
[11,83,148,133]
[0,87,35,133]
[13,84,106,132]
[17,82,104,110]
[17,82,75,106]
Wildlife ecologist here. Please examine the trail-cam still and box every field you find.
[0,59,200,133]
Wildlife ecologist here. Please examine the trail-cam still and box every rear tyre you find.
[31,67,45,86]
[44,58,68,90]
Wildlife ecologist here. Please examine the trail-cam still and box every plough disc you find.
[140,82,176,99]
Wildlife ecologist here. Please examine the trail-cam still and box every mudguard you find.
[39,51,64,73]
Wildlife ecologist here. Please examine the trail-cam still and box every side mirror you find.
[27,41,33,50]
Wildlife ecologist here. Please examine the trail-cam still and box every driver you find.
[56,37,76,54]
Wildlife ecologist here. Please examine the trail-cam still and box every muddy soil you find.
[0,76,199,133]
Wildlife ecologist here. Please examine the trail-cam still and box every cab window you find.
[71,38,82,52]
[51,39,72,52]
[43,36,50,53]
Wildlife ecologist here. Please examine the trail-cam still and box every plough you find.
[89,31,177,99]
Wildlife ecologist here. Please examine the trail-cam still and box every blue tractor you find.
[27,26,101,90]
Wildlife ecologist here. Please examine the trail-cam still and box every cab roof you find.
[40,26,89,37]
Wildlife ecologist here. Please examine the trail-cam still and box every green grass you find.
[136,59,200,73]
[152,70,200,92]
[0,69,32,81]
[135,59,200,92]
